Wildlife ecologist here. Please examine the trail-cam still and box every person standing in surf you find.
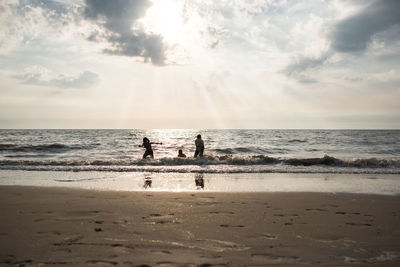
[194,134,204,157]
[139,137,162,159]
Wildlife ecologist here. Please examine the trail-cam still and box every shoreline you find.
[1,186,399,266]
[1,170,399,195]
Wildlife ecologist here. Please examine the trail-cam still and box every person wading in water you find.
[139,137,162,159]
[194,134,204,157]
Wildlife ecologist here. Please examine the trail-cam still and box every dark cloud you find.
[13,70,99,89]
[282,53,331,83]
[331,0,400,53]
[284,0,400,82]
[83,0,166,65]
[84,0,150,33]
[284,54,329,77]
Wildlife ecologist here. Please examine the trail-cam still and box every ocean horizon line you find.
[1,128,400,131]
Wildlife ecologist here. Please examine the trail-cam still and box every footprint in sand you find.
[156,261,180,266]
[219,224,244,228]
[196,202,221,206]
[251,253,300,264]
[7,259,33,265]
[305,208,327,212]
[86,260,117,265]
[336,211,347,215]
[209,211,235,215]
[112,219,128,225]
[40,261,73,265]
[142,213,168,219]
[71,210,100,215]
[150,250,172,255]
[345,222,372,227]
[273,214,299,217]
[323,204,339,208]
[37,231,61,235]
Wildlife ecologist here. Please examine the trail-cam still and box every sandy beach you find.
[0,186,399,266]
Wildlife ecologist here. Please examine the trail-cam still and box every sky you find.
[0,0,399,129]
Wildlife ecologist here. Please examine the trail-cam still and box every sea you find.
[0,129,399,194]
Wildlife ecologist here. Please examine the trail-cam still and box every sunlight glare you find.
[140,1,185,45]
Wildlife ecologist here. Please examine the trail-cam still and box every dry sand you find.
[0,186,399,266]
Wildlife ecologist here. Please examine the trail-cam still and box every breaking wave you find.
[0,143,93,153]
[0,155,399,173]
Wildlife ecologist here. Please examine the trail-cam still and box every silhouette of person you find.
[194,134,204,157]
[139,137,162,159]
[178,149,186,157]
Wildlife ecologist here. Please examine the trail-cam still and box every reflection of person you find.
[178,149,186,157]
[194,134,204,158]
[143,175,152,189]
[139,137,162,159]
[195,173,204,189]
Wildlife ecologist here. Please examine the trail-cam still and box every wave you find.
[287,139,308,143]
[0,144,15,148]
[214,148,237,154]
[0,143,93,153]
[0,155,278,167]
[213,147,263,154]
[0,155,399,173]
[0,166,399,174]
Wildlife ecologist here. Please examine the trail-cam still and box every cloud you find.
[283,53,330,76]
[83,0,166,65]
[331,0,400,53]
[0,0,31,54]
[13,66,99,88]
[282,52,332,83]
[282,0,400,82]
[0,0,83,55]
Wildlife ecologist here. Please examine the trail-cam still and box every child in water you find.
[139,137,162,159]
[178,149,186,157]
[194,134,204,157]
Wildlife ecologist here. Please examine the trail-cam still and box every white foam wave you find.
[0,155,399,174]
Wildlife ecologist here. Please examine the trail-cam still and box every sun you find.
[140,0,185,45]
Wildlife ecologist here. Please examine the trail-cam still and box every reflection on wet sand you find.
[195,173,204,190]
[143,174,152,189]
[142,173,205,190]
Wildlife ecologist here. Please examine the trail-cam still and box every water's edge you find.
[1,170,399,195]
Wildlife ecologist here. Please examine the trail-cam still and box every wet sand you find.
[0,186,399,266]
